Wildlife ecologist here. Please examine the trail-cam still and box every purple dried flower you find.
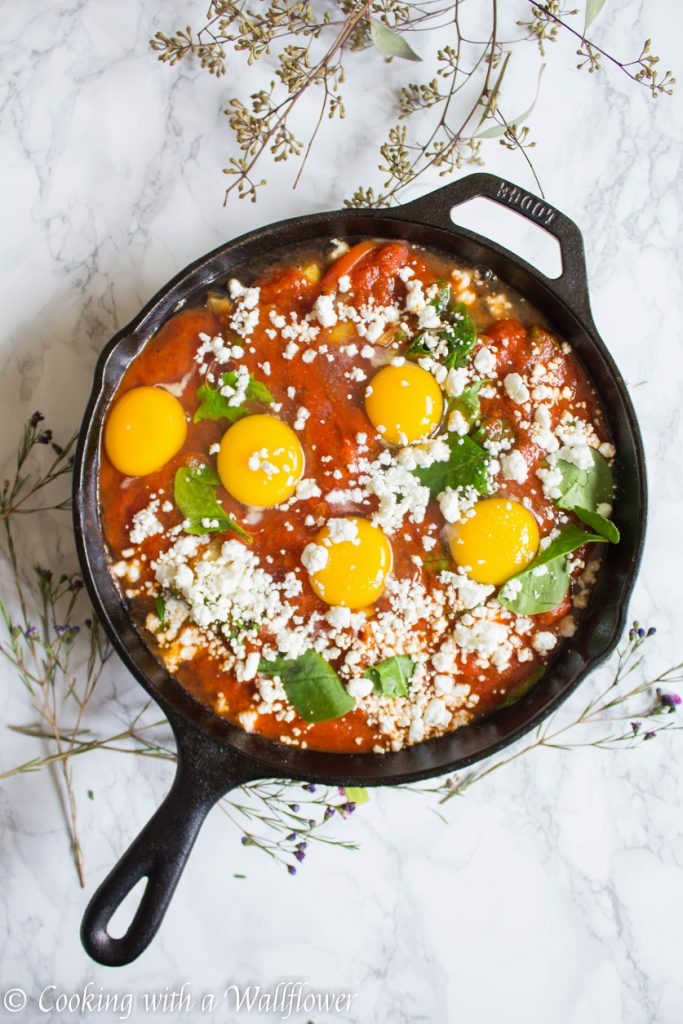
[70,577,84,592]
[337,786,345,796]
[638,627,646,639]
[30,411,44,427]
[294,848,306,862]
[287,864,297,876]
[303,783,316,793]
[345,801,357,813]
[55,624,80,641]
[241,835,250,846]
[84,618,92,629]
[658,690,681,712]
[631,721,641,734]
[289,803,300,812]
[24,625,39,640]
[36,567,53,583]
[308,819,315,828]
[643,731,656,741]
[37,430,52,445]
[647,627,657,637]
[296,841,307,851]
[286,833,297,842]
[324,806,335,820]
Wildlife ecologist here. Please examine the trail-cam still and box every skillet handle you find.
[80,725,260,967]
[394,172,592,319]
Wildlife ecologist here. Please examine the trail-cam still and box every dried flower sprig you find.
[149,1,674,208]
[0,415,113,885]
[428,623,681,803]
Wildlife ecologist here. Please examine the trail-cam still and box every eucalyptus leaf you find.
[369,17,422,61]
[258,650,355,722]
[174,465,251,541]
[414,433,490,497]
[343,787,369,805]
[584,0,607,32]
[367,655,415,698]
[476,64,545,138]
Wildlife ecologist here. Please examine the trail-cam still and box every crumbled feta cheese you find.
[301,543,329,575]
[504,373,530,404]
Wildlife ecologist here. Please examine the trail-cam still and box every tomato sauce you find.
[100,239,611,753]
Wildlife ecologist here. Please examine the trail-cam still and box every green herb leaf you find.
[155,595,166,623]
[366,655,415,698]
[174,465,251,541]
[555,449,613,514]
[194,371,273,424]
[369,17,422,61]
[574,506,620,543]
[498,523,607,614]
[258,650,355,723]
[414,434,490,497]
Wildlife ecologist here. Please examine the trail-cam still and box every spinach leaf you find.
[414,433,490,497]
[533,523,607,565]
[174,465,251,541]
[441,302,478,369]
[450,380,485,425]
[574,506,620,544]
[498,523,607,615]
[498,554,570,615]
[499,666,546,708]
[258,650,355,722]
[194,371,273,424]
[366,655,415,698]
[555,449,613,514]
[406,293,477,370]
[471,415,516,449]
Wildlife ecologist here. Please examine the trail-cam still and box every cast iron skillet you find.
[73,173,646,966]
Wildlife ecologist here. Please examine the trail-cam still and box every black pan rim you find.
[73,184,647,788]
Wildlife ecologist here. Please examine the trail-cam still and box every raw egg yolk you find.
[217,414,304,508]
[365,363,444,444]
[449,498,540,585]
[308,517,393,609]
[104,386,187,477]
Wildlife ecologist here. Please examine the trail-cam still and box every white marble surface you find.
[1,1,682,1021]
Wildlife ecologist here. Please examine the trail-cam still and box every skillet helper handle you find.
[80,729,254,967]
[397,172,592,319]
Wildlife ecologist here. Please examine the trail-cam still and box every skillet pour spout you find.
[74,173,646,966]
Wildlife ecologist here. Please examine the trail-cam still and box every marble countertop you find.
[1,1,682,1021]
